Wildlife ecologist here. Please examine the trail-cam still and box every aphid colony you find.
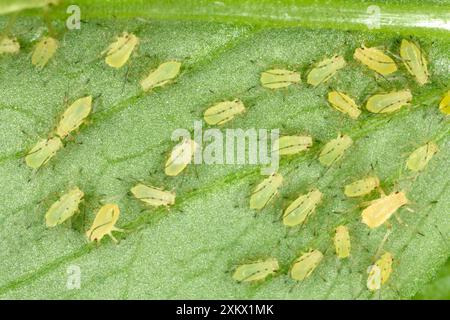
[230,38,439,291]
[15,29,441,296]
[45,181,176,243]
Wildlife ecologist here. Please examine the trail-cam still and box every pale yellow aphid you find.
[140,61,181,91]
[25,137,63,169]
[283,189,322,227]
[164,138,198,177]
[353,45,397,76]
[327,91,361,119]
[55,96,92,139]
[344,176,380,198]
[203,99,245,125]
[319,134,353,167]
[290,250,323,281]
[249,173,283,210]
[273,135,313,156]
[130,183,175,207]
[45,187,84,227]
[439,91,450,115]
[406,142,438,172]
[31,36,58,69]
[367,252,393,290]
[361,191,408,228]
[102,32,139,69]
[307,55,346,86]
[0,36,20,54]
[232,258,279,282]
[86,204,124,243]
[400,39,429,86]
[366,90,412,114]
[334,225,351,259]
[260,69,301,89]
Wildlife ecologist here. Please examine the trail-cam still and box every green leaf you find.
[0,0,448,299]
[415,258,450,300]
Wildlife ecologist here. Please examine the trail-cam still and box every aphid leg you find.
[108,232,119,243]
[272,209,284,224]
[385,49,402,61]
[42,7,57,38]
[373,227,392,260]
[358,199,378,208]
[394,213,407,226]
[317,272,327,283]
[121,64,131,93]
[20,129,36,140]
[113,226,125,233]
[193,163,199,179]
[376,185,386,197]
[387,283,401,299]
[288,280,302,293]
[433,224,449,249]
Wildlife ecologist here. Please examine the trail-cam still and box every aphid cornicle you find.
[140,61,181,92]
[439,91,450,115]
[55,96,92,139]
[32,36,58,69]
[361,191,408,228]
[45,187,84,227]
[290,250,323,281]
[249,173,283,210]
[102,32,139,69]
[282,189,322,227]
[406,142,438,172]
[232,258,279,282]
[344,176,380,198]
[367,252,393,291]
[273,135,313,156]
[327,91,361,119]
[334,226,351,259]
[400,39,429,86]
[86,204,123,243]
[365,90,412,114]
[353,45,398,76]
[25,137,63,169]
[130,183,175,207]
[164,138,198,177]
[319,134,353,167]
[0,36,20,54]
[203,99,245,125]
[307,55,346,87]
[260,69,301,89]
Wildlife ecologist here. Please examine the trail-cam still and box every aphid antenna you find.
[374,70,392,83]
[272,208,283,224]
[386,283,402,299]
[373,227,392,261]
[288,280,303,294]
[385,49,402,61]
[121,63,132,93]
[433,224,449,249]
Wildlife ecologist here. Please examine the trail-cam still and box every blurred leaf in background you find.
[0,0,448,299]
